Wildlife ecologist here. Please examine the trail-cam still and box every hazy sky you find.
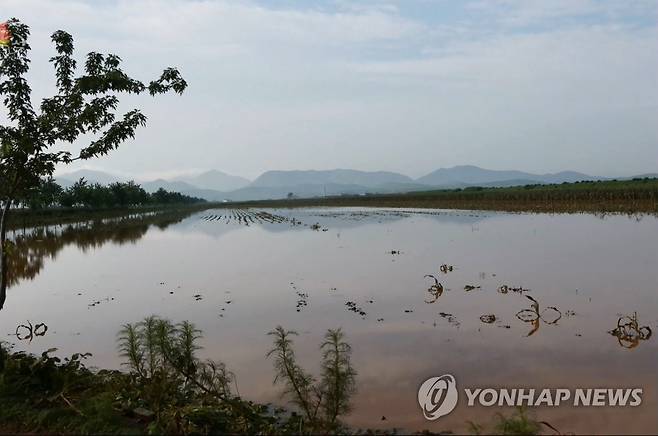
[2,0,657,180]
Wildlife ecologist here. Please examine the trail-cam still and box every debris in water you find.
[438,312,460,327]
[608,312,652,349]
[424,275,444,303]
[15,321,48,343]
[345,301,366,317]
[516,295,562,336]
[295,291,308,312]
[498,285,530,294]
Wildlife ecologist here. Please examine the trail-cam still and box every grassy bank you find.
[0,317,331,435]
[6,202,219,230]
[0,317,550,435]
[0,344,287,435]
[223,178,658,214]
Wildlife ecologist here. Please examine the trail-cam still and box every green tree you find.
[0,19,187,309]
[23,176,63,209]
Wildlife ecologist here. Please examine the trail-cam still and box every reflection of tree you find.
[608,312,652,349]
[4,211,191,291]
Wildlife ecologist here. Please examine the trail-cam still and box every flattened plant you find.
[516,295,562,337]
[609,312,653,349]
[424,274,444,303]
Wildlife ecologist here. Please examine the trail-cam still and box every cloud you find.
[1,0,656,179]
[467,0,658,28]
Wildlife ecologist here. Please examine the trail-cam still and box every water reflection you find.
[15,320,48,342]
[181,207,493,239]
[423,275,444,303]
[609,312,653,349]
[2,207,657,434]
[5,211,192,290]
[515,295,562,337]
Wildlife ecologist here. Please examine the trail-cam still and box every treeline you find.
[20,178,205,210]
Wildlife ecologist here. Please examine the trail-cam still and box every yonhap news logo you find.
[418,374,643,421]
[417,374,459,420]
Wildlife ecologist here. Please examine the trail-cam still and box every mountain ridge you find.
[174,170,250,192]
[416,165,603,186]
[55,165,652,202]
[251,169,414,188]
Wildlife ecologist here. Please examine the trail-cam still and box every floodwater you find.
[3,208,658,434]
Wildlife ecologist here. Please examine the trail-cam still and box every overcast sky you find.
[2,0,657,180]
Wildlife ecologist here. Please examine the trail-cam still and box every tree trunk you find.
[0,199,11,310]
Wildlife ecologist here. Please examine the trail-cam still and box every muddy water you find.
[3,208,657,434]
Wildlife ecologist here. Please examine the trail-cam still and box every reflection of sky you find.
[172,207,492,239]
[4,208,657,434]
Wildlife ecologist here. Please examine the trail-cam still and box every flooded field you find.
[3,207,657,434]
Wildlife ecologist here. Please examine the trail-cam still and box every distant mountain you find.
[56,169,124,187]
[252,169,414,188]
[49,166,655,203]
[175,170,250,192]
[141,179,201,194]
[55,178,76,189]
[416,165,602,186]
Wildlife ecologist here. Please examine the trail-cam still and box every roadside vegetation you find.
[5,177,206,230]
[6,202,210,230]
[0,317,357,435]
[468,408,559,435]
[229,177,658,214]
[0,317,549,435]
[22,178,205,210]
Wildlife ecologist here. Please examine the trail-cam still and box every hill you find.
[251,169,414,188]
[416,165,601,186]
[175,170,250,191]
[52,166,658,202]
[55,169,125,187]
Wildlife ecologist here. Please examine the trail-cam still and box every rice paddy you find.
[2,206,657,434]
